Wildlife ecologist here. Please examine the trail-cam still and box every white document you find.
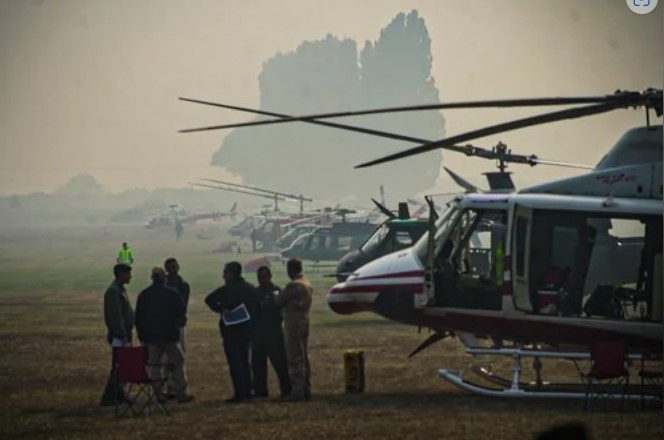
[222,303,251,326]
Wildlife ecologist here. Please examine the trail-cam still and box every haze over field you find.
[1,0,662,203]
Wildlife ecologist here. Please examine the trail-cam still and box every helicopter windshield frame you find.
[413,200,461,264]
[359,223,390,254]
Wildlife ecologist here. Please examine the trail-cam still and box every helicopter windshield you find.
[287,233,311,249]
[359,224,390,254]
[413,200,460,265]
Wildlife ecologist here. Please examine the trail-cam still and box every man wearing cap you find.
[117,242,134,265]
[135,267,194,404]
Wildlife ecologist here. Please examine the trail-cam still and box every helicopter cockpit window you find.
[308,235,323,251]
[413,201,460,264]
[337,236,353,253]
[433,208,507,311]
[360,225,389,254]
[520,209,662,323]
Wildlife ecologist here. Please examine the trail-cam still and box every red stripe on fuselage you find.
[353,270,424,281]
[330,283,424,294]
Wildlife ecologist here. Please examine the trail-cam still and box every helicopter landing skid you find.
[439,368,660,401]
[438,347,662,401]
[470,365,551,388]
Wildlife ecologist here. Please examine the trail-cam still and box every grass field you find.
[0,224,661,440]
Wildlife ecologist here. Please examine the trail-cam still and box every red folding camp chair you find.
[582,340,630,411]
[113,346,169,416]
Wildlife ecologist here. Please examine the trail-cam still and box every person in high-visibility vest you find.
[117,242,134,265]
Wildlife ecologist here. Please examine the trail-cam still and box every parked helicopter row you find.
[181,88,663,402]
[192,177,431,263]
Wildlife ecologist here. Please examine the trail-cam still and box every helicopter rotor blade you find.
[201,178,313,203]
[355,101,623,168]
[191,182,288,201]
[371,198,396,219]
[181,98,481,160]
[443,167,482,193]
[181,90,660,170]
[180,97,437,145]
[180,98,595,170]
[528,158,594,169]
[179,95,624,131]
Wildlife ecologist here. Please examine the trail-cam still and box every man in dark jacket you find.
[205,261,257,403]
[100,263,134,406]
[164,257,190,352]
[135,267,194,403]
[251,266,291,398]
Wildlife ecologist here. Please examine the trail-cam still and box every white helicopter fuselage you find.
[328,163,663,348]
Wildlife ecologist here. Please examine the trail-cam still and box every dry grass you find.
[0,224,661,440]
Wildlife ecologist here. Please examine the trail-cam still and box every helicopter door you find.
[512,206,534,312]
[433,208,505,310]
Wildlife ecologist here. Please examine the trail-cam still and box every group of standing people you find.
[100,257,194,406]
[204,258,313,403]
[101,251,313,407]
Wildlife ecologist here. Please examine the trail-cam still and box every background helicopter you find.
[334,200,430,281]
[143,202,237,230]
[280,220,377,263]
[193,179,321,250]
[182,88,663,400]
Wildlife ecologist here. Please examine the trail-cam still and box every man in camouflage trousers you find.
[275,258,313,401]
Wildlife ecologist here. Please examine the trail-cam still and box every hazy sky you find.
[0,0,661,198]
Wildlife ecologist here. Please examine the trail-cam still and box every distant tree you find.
[356,10,444,194]
[56,173,106,195]
[211,11,444,201]
[360,11,439,106]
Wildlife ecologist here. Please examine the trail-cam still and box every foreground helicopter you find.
[180,89,663,400]
[326,89,663,400]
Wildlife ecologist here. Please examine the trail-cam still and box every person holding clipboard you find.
[205,261,257,404]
